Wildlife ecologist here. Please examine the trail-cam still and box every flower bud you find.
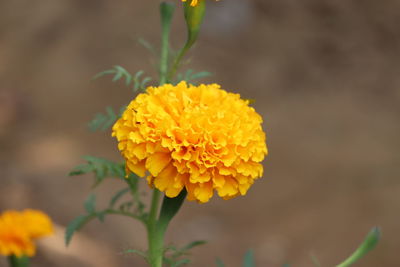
[183,0,206,49]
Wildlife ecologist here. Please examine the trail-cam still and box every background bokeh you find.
[1,0,399,266]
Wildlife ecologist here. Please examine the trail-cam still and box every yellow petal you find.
[127,160,146,177]
[194,182,213,203]
[217,177,238,197]
[145,152,171,176]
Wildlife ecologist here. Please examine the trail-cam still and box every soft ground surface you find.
[1,0,399,266]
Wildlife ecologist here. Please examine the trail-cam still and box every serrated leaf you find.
[181,240,207,251]
[113,71,123,82]
[88,106,119,132]
[65,215,91,246]
[138,37,157,55]
[310,252,321,267]
[216,258,225,267]
[84,194,96,214]
[71,156,126,187]
[336,227,381,267]
[119,201,133,212]
[69,164,94,176]
[110,163,125,178]
[109,188,130,208]
[184,69,194,80]
[175,69,212,84]
[189,71,212,80]
[92,65,140,90]
[93,69,115,80]
[171,259,191,267]
[140,77,152,89]
[133,70,145,91]
[123,249,147,258]
[97,211,106,222]
[243,250,255,267]
[119,106,127,116]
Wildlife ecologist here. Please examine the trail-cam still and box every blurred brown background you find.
[1,0,399,266]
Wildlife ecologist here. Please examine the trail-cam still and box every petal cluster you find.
[112,82,267,203]
[0,210,53,257]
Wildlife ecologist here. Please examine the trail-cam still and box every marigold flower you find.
[0,210,53,257]
[182,0,218,7]
[112,82,267,203]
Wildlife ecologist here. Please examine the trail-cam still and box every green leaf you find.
[122,249,147,259]
[94,65,132,85]
[158,190,187,234]
[88,106,118,132]
[109,163,125,178]
[169,240,207,260]
[65,214,92,246]
[84,194,96,214]
[109,188,130,208]
[310,252,321,267]
[96,211,106,222]
[68,164,94,176]
[243,249,255,267]
[70,156,125,187]
[138,37,157,55]
[181,240,207,252]
[188,71,212,80]
[216,258,225,267]
[336,227,381,267]
[175,69,212,84]
[141,76,152,89]
[92,66,151,93]
[133,70,152,91]
[93,69,114,80]
[119,201,134,212]
[171,259,191,267]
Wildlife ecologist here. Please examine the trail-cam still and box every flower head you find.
[182,0,218,7]
[112,82,267,203]
[0,210,53,257]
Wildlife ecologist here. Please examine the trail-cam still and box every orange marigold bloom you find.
[0,210,53,257]
[112,82,268,203]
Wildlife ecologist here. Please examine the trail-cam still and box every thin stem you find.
[148,189,161,226]
[168,45,190,82]
[147,189,162,267]
[146,190,187,267]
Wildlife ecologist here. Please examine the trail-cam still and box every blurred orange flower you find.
[0,210,53,257]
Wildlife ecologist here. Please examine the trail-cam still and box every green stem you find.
[146,190,187,267]
[8,256,29,267]
[168,44,191,82]
[147,189,162,267]
[336,227,381,267]
[159,3,175,85]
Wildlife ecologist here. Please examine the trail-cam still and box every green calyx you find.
[8,255,29,267]
[183,1,206,50]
